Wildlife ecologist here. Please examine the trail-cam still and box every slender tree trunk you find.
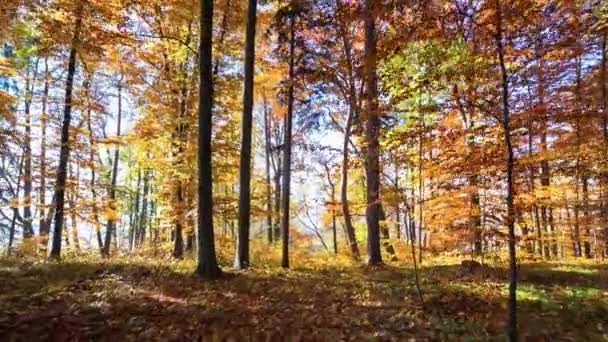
[338,1,361,259]
[263,92,274,244]
[600,33,608,257]
[394,161,401,240]
[39,58,50,251]
[573,54,584,257]
[323,162,338,255]
[196,0,222,278]
[102,81,122,257]
[536,39,555,260]
[173,182,184,258]
[280,13,296,269]
[69,163,80,250]
[495,1,518,339]
[50,1,83,260]
[7,156,24,256]
[340,105,360,259]
[89,128,103,252]
[23,58,39,240]
[235,0,258,270]
[274,148,282,241]
[418,123,424,264]
[363,0,382,266]
[129,170,141,250]
[139,170,150,246]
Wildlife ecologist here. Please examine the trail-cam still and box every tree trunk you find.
[173,182,184,258]
[23,58,39,240]
[495,1,518,339]
[235,0,258,270]
[363,0,382,266]
[138,169,150,246]
[273,147,282,241]
[7,155,24,256]
[418,121,424,264]
[102,81,122,257]
[68,163,80,250]
[196,0,222,278]
[338,1,360,259]
[129,170,141,250]
[600,32,608,257]
[280,13,296,269]
[263,92,274,244]
[83,73,104,254]
[50,1,83,260]
[39,58,50,251]
[340,104,360,259]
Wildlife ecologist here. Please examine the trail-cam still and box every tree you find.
[280,5,296,269]
[196,0,222,278]
[494,0,517,339]
[363,0,382,266]
[235,0,258,270]
[49,0,84,260]
[102,77,123,257]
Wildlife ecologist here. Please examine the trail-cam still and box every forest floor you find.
[0,252,607,341]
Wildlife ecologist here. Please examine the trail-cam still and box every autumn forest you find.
[1,0,608,340]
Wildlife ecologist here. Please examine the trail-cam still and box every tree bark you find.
[129,170,141,250]
[235,0,258,270]
[138,169,150,246]
[7,155,24,256]
[338,0,361,259]
[22,58,39,240]
[280,12,296,269]
[600,32,608,257]
[196,0,222,278]
[363,0,382,266]
[495,1,518,339]
[102,80,122,257]
[50,1,83,260]
[68,163,80,250]
[39,58,50,251]
[340,105,360,259]
[263,92,274,244]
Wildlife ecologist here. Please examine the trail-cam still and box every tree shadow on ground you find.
[0,259,606,340]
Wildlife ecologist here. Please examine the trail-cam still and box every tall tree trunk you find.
[263,92,274,244]
[23,58,39,240]
[273,147,282,241]
[600,32,608,257]
[340,104,360,259]
[138,169,150,246]
[338,1,361,259]
[69,163,80,250]
[173,182,184,258]
[86,78,104,254]
[573,54,584,257]
[235,0,258,270]
[102,81,122,257]
[196,0,222,278]
[417,120,424,264]
[323,162,338,255]
[7,156,24,256]
[129,170,141,250]
[280,13,296,269]
[363,0,382,266]
[39,58,50,251]
[394,161,401,240]
[536,38,555,259]
[50,1,83,260]
[495,1,518,339]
